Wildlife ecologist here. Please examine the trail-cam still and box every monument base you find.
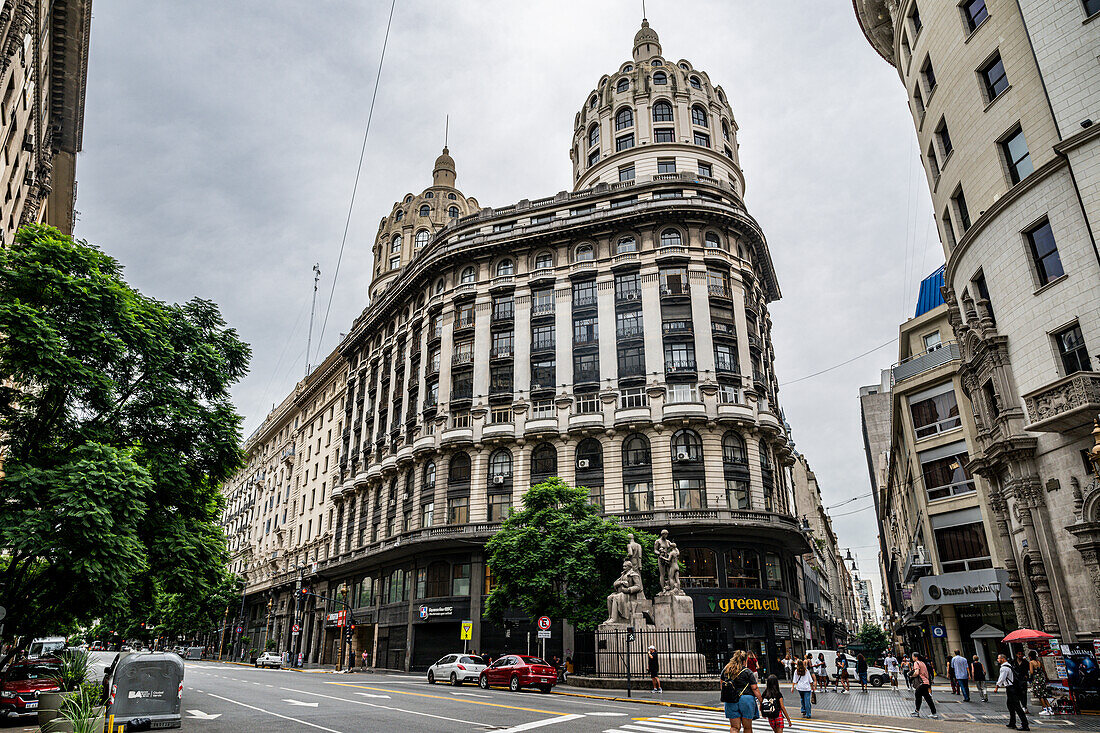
[594,624,707,678]
[652,593,694,629]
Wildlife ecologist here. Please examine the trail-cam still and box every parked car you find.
[255,652,282,669]
[0,658,62,718]
[427,654,486,686]
[478,655,558,693]
[806,648,890,687]
[26,637,66,659]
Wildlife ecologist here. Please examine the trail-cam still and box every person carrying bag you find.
[722,650,764,733]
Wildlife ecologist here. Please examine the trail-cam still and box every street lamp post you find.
[990,581,1008,651]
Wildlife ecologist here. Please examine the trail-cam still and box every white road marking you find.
[266,684,274,687]
[494,714,585,732]
[283,698,320,707]
[186,710,222,720]
[603,709,933,733]
[279,686,483,726]
[353,692,392,698]
[450,691,489,698]
[587,711,628,716]
[203,692,343,732]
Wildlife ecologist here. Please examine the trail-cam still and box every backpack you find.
[761,695,780,719]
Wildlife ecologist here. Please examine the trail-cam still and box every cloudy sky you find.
[76,1,941,614]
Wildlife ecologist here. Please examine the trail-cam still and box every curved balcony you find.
[490,274,515,290]
[617,509,807,548]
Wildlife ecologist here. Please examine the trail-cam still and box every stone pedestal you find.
[595,622,707,678]
[652,594,694,629]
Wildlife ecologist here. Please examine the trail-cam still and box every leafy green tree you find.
[856,622,889,658]
[0,225,250,660]
[484,477,658,631]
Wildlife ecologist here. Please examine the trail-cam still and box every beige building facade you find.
[0,0,90,244]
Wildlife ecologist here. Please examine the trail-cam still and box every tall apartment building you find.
[0,0,91,244]
[223,20,819,671]
[861,268,1013,671]
[854,0,1100,642]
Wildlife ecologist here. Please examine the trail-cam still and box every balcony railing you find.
[490,346,514,359]
[659,285,690,297]
[452,352,474,365]
[531,303,555,317]
[665,359,697,374]
[914,415,962,440]
[573,294,598,308]
[531,338,555,351]
[616,325,643,339]
[1023,371,1100,433]
[662,320,693,335]
[708,284,732,299]
[892,341,960,383]
[454,316,475,330]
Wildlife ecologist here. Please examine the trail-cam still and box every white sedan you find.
[255,652,282,669]
[427,654,486,686]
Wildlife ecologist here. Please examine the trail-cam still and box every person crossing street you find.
[951,650,971,702]
[996,652,1030,730]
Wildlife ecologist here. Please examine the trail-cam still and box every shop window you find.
[680,547,718,588]
[764,552,783,591]
[725,549,761,588]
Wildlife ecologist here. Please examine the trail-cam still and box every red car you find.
[478,655,557,693]
[0,658,61,718]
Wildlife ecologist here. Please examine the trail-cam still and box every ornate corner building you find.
[0,0,91,244]
[225,21,815,671]
[854,0,1100,642]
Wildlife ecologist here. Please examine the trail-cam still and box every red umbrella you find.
[1002,629,1054,643]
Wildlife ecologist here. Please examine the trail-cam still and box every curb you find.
[551,689,720,712]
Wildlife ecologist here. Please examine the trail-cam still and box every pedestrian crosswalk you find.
[601,709,930,733]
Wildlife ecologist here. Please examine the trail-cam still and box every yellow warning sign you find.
[460,621,473,640]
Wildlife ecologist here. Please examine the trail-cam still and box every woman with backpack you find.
[721,650,764,733]
[760,674,792,732]
[791,658,815,718]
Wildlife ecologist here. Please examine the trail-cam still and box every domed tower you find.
[570,20,744,195]
[369,147,480,301]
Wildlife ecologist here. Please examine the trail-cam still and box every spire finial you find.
[642,0,646,21]
[445,114,449,148]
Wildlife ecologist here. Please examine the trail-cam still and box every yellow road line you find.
[326,681,573,716]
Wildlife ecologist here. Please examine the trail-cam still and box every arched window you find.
[726,549,762,588]
[616,78,629,93]
[419,204,431,216]
[689,75,702,89]
[722,120,731,141]
[615,107,634,131]
[404,194,413,203]
[651,59,663,66]
[622,434,651,468]
[404,469,414,499]
[460,266,476,284]
[691,105,709,127]
[660,229,682,248]
[589,95,598,109]
[575,243,595,261]
[415,229,430,248]
[449,453,471,485]
[496,259,515,277]
[531,443,557,477]
[717,89,726,103]
[448,193,457,200]
[653,101,673,122]
[588,124,600,148]
[423,461,436,488]
[705,232,724,249]
[724,146,734,160]
[576,438,603,470]
[535,252,554,270]
[671,429,703,461]
[722,432,747,465]
[435,278,445,294]
[395,209,404,222]
[448,206,459,218]
[759,440,773,470]
[622,64,633,72]
[424,191,434,199]
[489,449,513,478]
[616,236,638,254]
[391,234,402,253]
[653,71,667,85]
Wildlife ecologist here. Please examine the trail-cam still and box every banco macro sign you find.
[705,595,782,614]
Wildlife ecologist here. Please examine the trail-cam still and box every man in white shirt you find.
[995,653,1030,730]
[951,650,971,702]
[884,652,899,689]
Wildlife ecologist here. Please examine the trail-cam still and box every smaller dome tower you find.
[368,148,479,301]
[633,19,661,62]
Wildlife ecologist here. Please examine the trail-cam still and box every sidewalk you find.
[556,681,1100,730]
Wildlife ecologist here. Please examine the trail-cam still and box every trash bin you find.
[105,652,184,730]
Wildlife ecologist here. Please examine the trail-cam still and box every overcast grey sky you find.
[75,1,941,614]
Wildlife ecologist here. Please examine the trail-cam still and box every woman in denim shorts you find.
[721,650,763,732]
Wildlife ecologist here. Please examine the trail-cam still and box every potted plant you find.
[43,681,105,733]
[39,649,92,726]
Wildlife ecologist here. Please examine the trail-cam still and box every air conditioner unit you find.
[401,492,410,502]
[625,291,640,300]
[493,475,505,485]
[676,451,691,461]
[577,459,591,469]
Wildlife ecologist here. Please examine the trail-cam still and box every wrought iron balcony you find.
[892,342,960,383]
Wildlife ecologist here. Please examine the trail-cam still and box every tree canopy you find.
[0,225,250,654]
[856,622,889,657]
[484,477,658,631]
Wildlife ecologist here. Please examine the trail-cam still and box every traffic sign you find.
[537,630,551,639]
[931,625,946,638]
[292,624,300,633]
[235,626,243,634]
[537,616,551,631]
[460,621,473,641]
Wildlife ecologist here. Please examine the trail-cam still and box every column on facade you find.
[650,424,674,510]
[437,304,456,405]
[472,292,493,401]
[469,448,489,524]
[603,433,624,513]
[514,285,532,395]
[558,439,576,490]
[743,428,765,511]
[554,283,573,392]
[732,276,752,393]
[513,442,532,507]
[639,263,663,421]
[701,428,726,509]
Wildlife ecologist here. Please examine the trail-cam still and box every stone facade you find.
[854,0,1100,641]
[0,0,90,244]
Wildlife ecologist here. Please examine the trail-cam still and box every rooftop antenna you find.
[642,0,646,20]
[305,263,321,376]
[445,114,449,147]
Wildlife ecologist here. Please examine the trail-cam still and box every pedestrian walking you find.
[835,651,850,693]
[901,656,912,689]
[815,653,829,692]
[791,658,815,718]
[760,674,792,732]
[1028,650,1052,715]
[648,645,662,693]
[748,650,759,676]
[782,653,793,681]
[951,649,971,702]
[721,650,763,733]
[949,655,959,695]
[909,652,939,719]
[856,653,869,693]
[995,652,1030,730]
[884,651,899,689]
[972,655,989,702]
